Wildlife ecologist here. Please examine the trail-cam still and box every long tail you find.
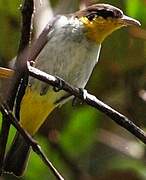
[4,133,31,176]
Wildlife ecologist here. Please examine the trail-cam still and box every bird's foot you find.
[72,88,87,106]
[53,76,65,92]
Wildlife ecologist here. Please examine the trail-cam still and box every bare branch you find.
[0,0,34,174]
[27,62,146,144]
[34,0,53,37]
[0,104,64,180]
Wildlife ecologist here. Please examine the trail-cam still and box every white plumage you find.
[33,16,101,90]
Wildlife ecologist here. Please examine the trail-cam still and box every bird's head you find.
[75,4,141,43]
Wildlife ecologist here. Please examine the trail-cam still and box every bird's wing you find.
[28,15,61,62]
[9,15,61,71]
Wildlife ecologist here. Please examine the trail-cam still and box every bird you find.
[3,3,140,177]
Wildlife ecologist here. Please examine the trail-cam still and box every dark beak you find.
[121,15,141,27]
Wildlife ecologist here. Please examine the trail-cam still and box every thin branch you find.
[49,141,84,179]
[0,3,62,177]
[0,0,34,174]
[27,62,146,144]
[0,104,64,180]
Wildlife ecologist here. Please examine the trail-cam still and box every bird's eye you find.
[97,9,115,19]
[86,13,97,21]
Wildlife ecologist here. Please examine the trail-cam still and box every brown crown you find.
[74,4,123,20]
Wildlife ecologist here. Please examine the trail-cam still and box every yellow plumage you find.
[80,16,125,43]
[20,87,58,135]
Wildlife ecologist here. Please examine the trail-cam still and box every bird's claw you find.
[72,88,87,106]
[53,76,65,92]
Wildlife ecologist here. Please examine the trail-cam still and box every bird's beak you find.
[121,15,141,27]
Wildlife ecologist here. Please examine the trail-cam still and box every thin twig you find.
[0,104,64,180]
[27,62,146,144]
[0,0,34,175]
[0,2,62,177]
[49,141,84,179]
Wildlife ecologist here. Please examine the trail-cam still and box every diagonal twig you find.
[0,0,34,174]
[27,62,146,144]
[0,1,65,178]
[0,103,64,180]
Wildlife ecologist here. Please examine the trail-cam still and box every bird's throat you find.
[80,16,124,44]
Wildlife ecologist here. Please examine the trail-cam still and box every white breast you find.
[32,16,101,89]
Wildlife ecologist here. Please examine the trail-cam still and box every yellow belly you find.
[19,87,59,135]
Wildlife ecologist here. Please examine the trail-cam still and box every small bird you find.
[3,3,140,176]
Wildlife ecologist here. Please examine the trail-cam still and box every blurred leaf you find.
[126,0,146,25]
[126,0,140,17]
[50,0,59,7]
[59,106,100,156]
[0,0,20,17]
[0,0,20,61]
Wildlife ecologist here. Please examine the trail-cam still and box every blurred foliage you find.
[111,157,146,178]
[60,107,100,156]
[1,0,146,180]
[126,0,146,25]
[0,0,20,63]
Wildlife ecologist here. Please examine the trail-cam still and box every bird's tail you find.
[4,132,31,176]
